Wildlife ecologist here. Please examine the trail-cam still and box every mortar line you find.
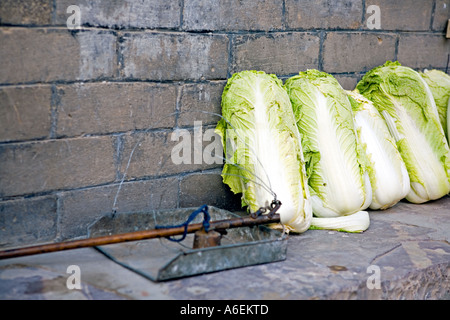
[0,24,446,35]
[430,0,437,31]
[318,31,325,71]
[226,33,234,79]
[281,0,287,30]
[115,31,124,78]
[52,0,57,25]
[361,0,366,26]
[179,0,185,30]
[0,77,229,88]
[394,34,400,61]
[49,84,59,139]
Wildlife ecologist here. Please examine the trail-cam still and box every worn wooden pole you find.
[0,210,281,260]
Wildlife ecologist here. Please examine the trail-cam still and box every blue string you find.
[155,205,210,242]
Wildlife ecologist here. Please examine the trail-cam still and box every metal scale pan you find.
[88,206,288,281]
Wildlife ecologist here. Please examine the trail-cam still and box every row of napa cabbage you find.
[215,61,450,233]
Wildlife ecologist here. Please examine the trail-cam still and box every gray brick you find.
[432,0,450,32]
[364,0,433,31]
[183,0,283,31]
[118,128,222,181]
[179,171,242,211]
[77,31,117,80]
[58,178,178,240]
[54,0,181,29]
[0,137,116,197]
[322,32,396,73]
[231,32,320,76]
[0,85,52,142]
[285,0,363,30]
[0,196,57,248]
[178,81,226,127]
[120,32,229,81]
[333,74,361,91]
[56,82,177,137]
[0,28,116,84]
[118,131,184,180]
[398,34,450,69]
[0,0,52,25]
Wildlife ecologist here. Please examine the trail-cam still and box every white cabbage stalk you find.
[357,61,450,203]
[216,71,312,233]
[348,90,410,210]
[285,70,371,232]
[310,211,370,233]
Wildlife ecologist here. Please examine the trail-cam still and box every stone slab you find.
[0,196,449,300]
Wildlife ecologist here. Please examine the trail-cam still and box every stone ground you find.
[0,196,449,300]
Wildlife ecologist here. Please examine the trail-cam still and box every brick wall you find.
[1,0,449,246]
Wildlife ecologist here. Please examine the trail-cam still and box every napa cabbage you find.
[215,70,312,233]
[357,61,450,203]
[348,90,410,210]
[420,69,450,140]
[284,70,371,232]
